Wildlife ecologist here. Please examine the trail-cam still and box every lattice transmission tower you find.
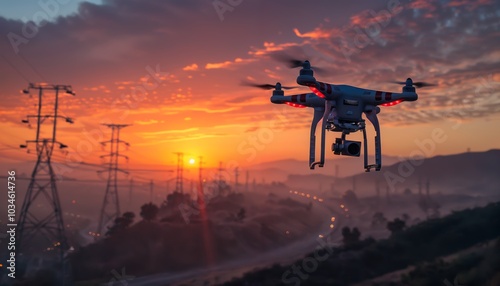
[96,124,130,236]
[174,152,184,193]
[16,83,75,275]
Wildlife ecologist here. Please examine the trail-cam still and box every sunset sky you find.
[0,0,499,172]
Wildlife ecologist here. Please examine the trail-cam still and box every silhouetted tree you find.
[402,213,410,222]
[342,226,361,245]
[342,190,358,205]
[106,211,135,236]
[161,191,192,210]
[372,212,387,226]
[236,207,246,222]
[140,203,159,221]
[387,218,406,235]
[418,197,430,217]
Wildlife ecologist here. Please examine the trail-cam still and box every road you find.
[126,197,344,286]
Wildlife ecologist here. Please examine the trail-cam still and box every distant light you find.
[340,204,345,208]
[318,234,324,238]
[313,196,317,200]
[331,217,336,222]
[318,198,324,202]
[330,224,334,228]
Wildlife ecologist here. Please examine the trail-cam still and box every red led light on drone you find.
[309,86,325,98]
[381,99,403,107]
[286,102,307,108]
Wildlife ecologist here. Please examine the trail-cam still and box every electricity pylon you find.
[234,167,239,193]
[174,152,184,193]
[16,83,75,281]
[96,124,130,237]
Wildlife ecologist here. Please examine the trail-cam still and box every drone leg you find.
[365,110,382,171]
[309,107,325,169]
[374,132,381,171]
[363,127,369,171]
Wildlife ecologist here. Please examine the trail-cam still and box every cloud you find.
[205,58,255,70]
[293,28,331,39]
[134,119,160,125]
[182,63,199,71]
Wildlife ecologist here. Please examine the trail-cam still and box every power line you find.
[0,53,30,82]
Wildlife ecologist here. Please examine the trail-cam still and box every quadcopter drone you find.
[246,60,433,172]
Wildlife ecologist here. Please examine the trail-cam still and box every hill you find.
[285,149,500,197]
[221,201,500,285]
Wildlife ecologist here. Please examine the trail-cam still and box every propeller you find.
[241,81,297,90]
[270,53,328,75]
[391,78,437,88]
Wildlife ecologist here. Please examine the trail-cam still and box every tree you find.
[372,212,387,226]
[236,207,246,222]
[106,211,135,236]
[342,190,358,205]
[342,226,361,245]
[161,191,192,210]
[140,203,159,221]
[402,213,410,222]
[387,218,406,235]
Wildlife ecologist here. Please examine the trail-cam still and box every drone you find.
[245,60,434,172]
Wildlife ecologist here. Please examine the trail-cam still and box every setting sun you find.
[188,158,196,165]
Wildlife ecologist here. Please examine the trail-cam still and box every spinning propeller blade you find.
[270,53,328,75]
[391,79,437,88]
[241,81,297,90]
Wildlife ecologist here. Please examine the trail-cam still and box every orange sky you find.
[0,0,499,173]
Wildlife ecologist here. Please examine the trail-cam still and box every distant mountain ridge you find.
[283,149,500,196]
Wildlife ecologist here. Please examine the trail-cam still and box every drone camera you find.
[332,139,361,157]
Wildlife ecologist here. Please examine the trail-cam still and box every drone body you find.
[268,61,422,172]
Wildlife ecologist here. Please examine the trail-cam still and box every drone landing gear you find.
[309,107,327,169]
[362,128,381,172]
[363,110,382,172]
